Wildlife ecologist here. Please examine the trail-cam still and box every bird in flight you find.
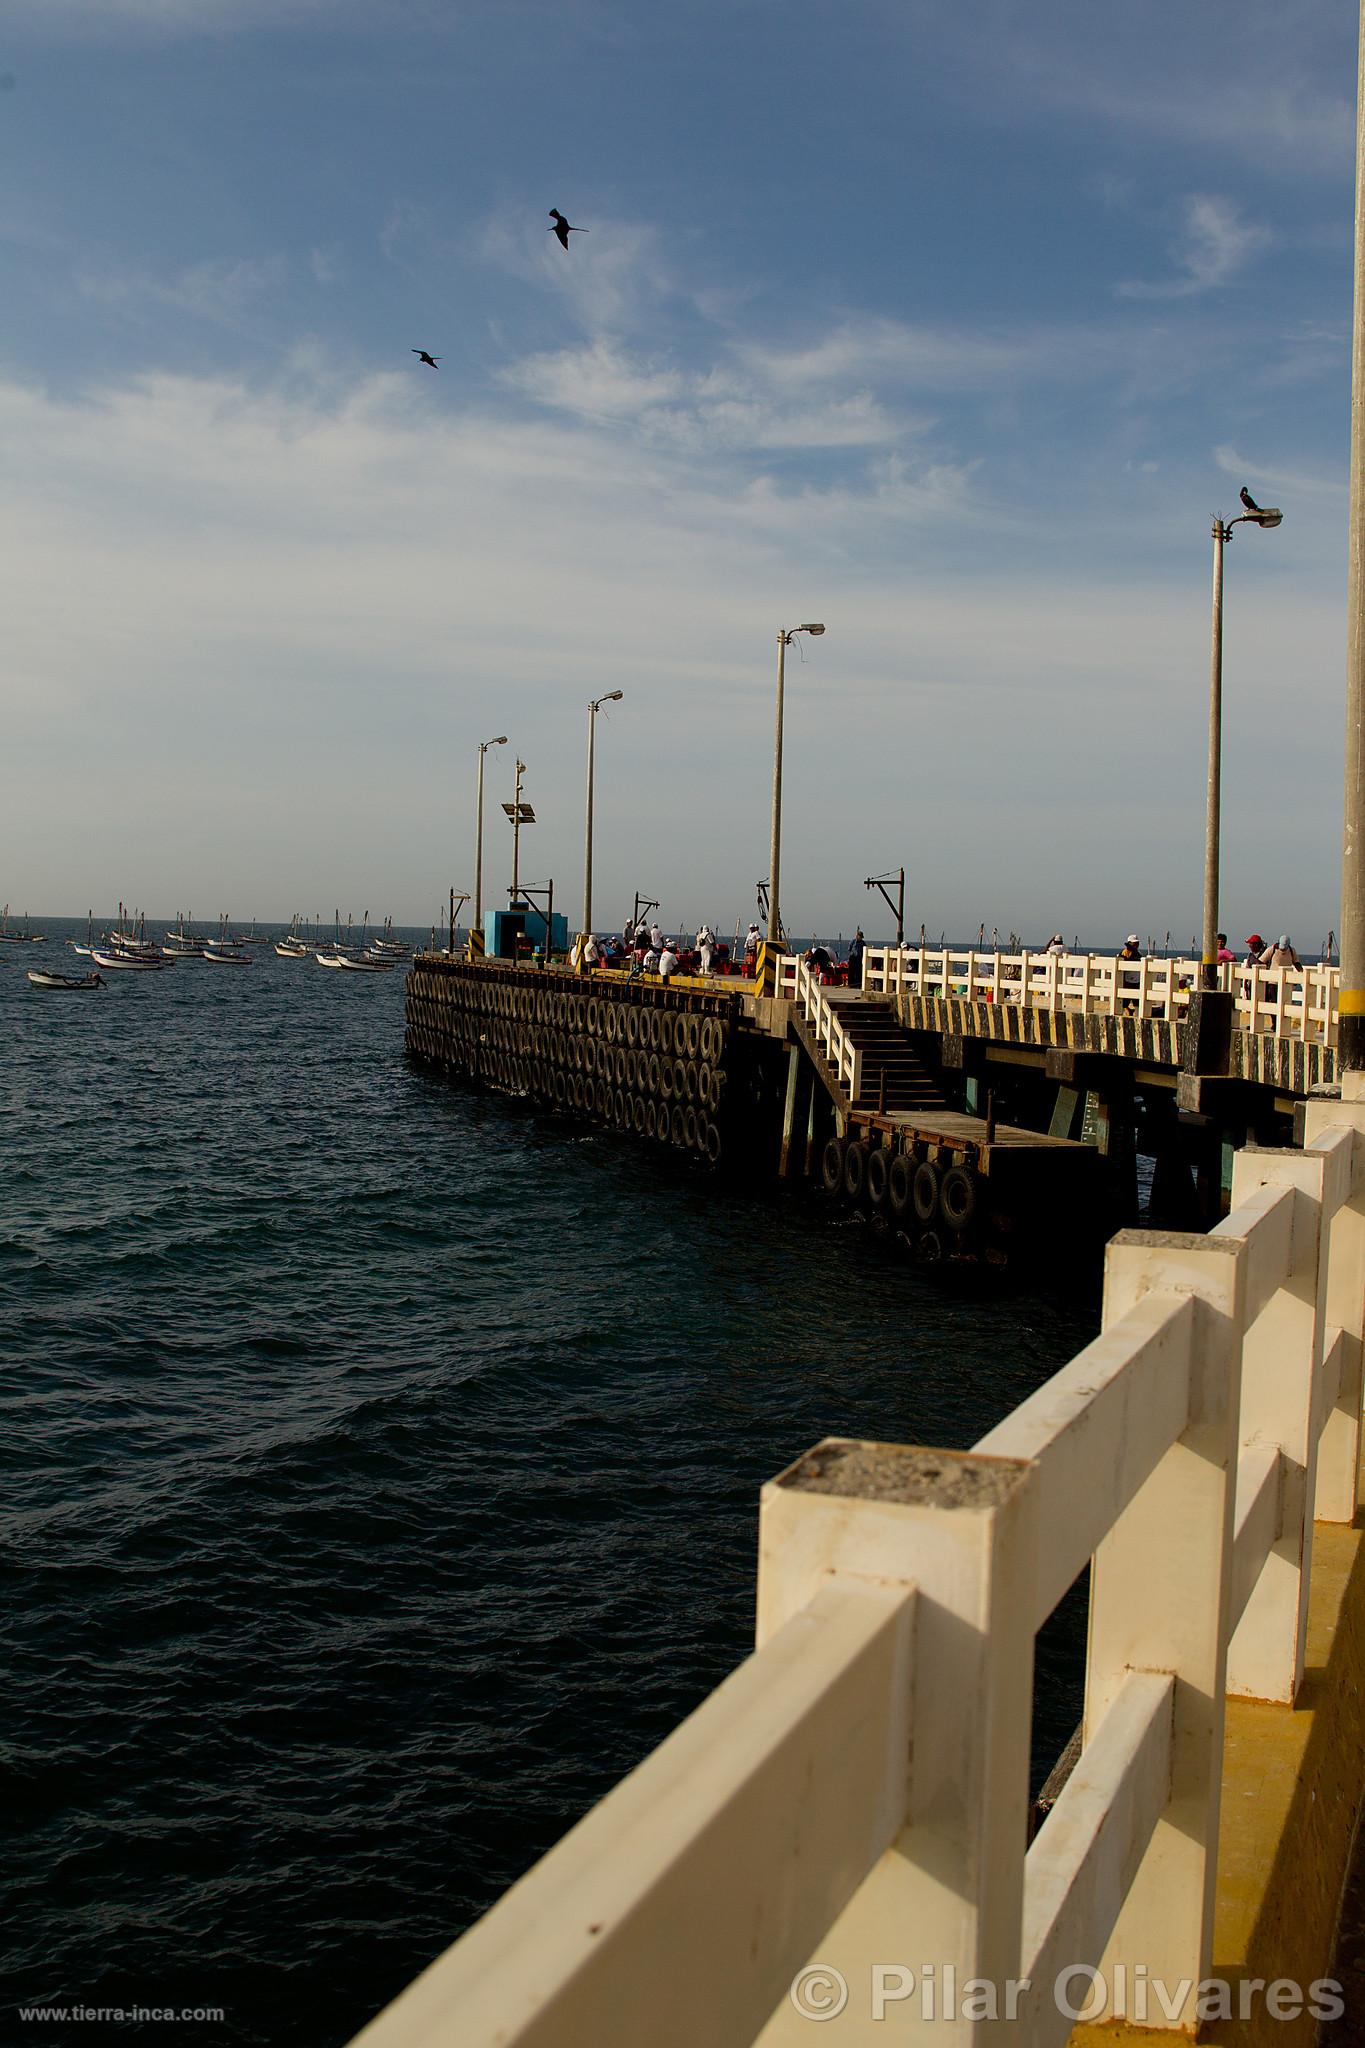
[548,209,586,250]
[1239,486,1263,514]
[412,349,440,369]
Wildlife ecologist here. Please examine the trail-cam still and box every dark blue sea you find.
[2,918,1098,2047]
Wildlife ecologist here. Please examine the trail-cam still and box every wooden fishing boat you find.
[91,949,166,972]
[202,945,253,966]
[28,969,105,991]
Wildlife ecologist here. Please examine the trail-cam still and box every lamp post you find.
[474,735,508,934]
[768,623,825,944]
[584,690,623,937]
[1201,501,1282,991]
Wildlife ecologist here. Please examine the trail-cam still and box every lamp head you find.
[1253,509,1283,529]
[606,689,624,701]
[800,623,826,636]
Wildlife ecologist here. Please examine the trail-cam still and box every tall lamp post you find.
[1202,498,1282,991]
[584,690,624,937]
[474,735,508,934]
[768,623,825,944]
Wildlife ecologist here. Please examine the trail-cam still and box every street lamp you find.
[584,690,624,938]
[768,624,825,944]
[1202,497,1283,990]
[474,735,508,934]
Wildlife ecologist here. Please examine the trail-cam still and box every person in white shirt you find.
[649,920,663,950]
[582,933,600,969]
[1044,933,1066,956]
[657,942,679,980]
[643,945,660,973]
[697,925,715,975]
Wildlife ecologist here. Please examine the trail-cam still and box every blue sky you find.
[1,0,1358,944]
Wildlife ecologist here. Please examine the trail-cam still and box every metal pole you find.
[768,629,786,943]
[1343,0,1365,1072]
[584,700,596,937]
[897,867,905,948]
[1202,520,1225,992]
[475,746,486,934]
[513,759,523,903]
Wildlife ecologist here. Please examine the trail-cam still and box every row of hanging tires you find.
[404,967,733,1163]
[819,1133,983,1248]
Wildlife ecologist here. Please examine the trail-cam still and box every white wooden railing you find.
[775,947,1339,1042]
[791,954,862,1104]
[351,1088,1365,2047]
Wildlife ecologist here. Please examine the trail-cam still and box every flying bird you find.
[1239,486,1263,514]
[548,209,587,250]
[412,350,441,369]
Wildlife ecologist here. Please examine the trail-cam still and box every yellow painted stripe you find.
[1340,988,1365,1016]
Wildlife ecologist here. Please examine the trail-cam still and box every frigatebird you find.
[1239,486,1263,514]
[548,209,586,250]
[412,350,440,369]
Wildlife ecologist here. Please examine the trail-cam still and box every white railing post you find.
[1081,1229,1242,2029]
[1223,1151,1326,1703]
[757,1441,1036,2043]
[1304,1102,1365,1520]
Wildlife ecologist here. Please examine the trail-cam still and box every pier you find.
[405,940,1337,1259]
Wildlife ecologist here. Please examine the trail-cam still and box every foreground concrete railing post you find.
[1223,1152,1326,1703]
[756,1440,1036,2043]
[1082,1230,1242,2029]
[1306,1089,1365,1523]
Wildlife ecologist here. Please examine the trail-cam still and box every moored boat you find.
[28,969,105,991]
[91,949,167,972]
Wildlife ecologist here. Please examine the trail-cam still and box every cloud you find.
[76,253,291,329]
[500,339,905,451]
[0,331,1346,935]
[1118,195,1271,301]
[1214,442,1346,504]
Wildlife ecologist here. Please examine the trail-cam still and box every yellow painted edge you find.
[1339,989,1365,1017]
[1070,1517,1365,2047]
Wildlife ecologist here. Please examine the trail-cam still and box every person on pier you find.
[697,925,716,975]
[847,927,864,989]
[1244,933,1267,966]
[743,922,761,975]
[657,940,679,982]
[1265,934,1301,967]
[581,933,600,973]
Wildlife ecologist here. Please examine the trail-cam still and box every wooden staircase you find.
[793,991,945,1116]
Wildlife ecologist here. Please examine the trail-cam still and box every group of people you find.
[578,918,735,981]
[1113,931,1302,968]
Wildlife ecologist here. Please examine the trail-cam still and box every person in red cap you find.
[1244,933,1266,966]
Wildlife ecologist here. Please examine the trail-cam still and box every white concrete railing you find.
[351,1091,1365,2048]
[777,947,1339,1042]
[864,947,1339,1042]
[791,954,863,1104]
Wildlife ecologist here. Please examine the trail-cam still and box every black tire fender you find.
[843,1140,869,1203]
[866,1145,890,1208]
[940,1165,979,1232]
[821,1136,847,1195]
[912,1160,941,1225]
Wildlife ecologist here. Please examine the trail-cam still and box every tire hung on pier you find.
[865,1146,890,1209]
[912,1160,941,1226]
[821,1136,847,1196]
[940,1165,979,1233]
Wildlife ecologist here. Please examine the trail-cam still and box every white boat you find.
[91,949,167,972]
[331,953,394,973]
[29,969,105,991]
[315,952,349,969]
[202,944,253,966]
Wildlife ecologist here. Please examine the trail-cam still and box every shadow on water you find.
[2,926,1100,2047]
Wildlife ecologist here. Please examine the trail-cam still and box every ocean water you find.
[2,920,1098,2047]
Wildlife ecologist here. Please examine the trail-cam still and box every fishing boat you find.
[91,949,167,972]
[28,969,105,991]
[163,914,206,957]
[0,905,46,944]
[275,913,310,958]
[314,951,349,969]
[202,914,253,964]
[329,952,394,973]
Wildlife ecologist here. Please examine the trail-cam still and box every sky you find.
[1,0,1360,945]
